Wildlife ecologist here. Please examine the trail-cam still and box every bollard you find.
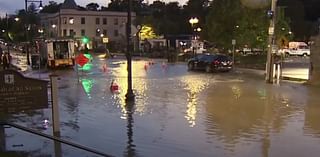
[273,64,276,79]
[277,64,281,81]
[50,74,60,135]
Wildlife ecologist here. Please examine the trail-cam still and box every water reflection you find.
[204,81,299,155]
[123,101,138,157]
[304,87,320,137]
[111,60,148,117]
[180,75,210,127]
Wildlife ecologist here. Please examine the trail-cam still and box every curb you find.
[236,68,308,82]
[281,76,308,82]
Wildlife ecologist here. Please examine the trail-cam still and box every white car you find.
[280,45,310,56]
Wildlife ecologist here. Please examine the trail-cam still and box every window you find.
[81,29,85,36]
[114,29,119,37]
[103,29,107,36]
[69,17,74,24]
[96,18,100,25]
[63,17,67,24]
[69,29,74,36]
[63,29,67,36]
[114,18,118,25]
[103,18,107,25]
[81,17,85,24]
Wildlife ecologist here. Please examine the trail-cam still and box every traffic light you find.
[82,36,89,44]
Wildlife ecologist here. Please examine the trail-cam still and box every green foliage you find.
[206,0,243,48]
[40,1,60,13]
[205,0,290,50]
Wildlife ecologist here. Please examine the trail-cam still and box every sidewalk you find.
[235,67,308,82]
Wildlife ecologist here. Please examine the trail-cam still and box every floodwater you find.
[1,55,320,157]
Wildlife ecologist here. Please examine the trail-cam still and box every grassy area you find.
[235,54,267,70]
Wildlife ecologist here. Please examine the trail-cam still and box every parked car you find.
[187,54,233,72]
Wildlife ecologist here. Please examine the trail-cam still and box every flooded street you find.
[2,55,320,157]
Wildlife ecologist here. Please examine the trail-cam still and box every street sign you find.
[102,37,109,43]
[232,39,236,45]
[268,27,274,35]
[272,45,278,53]
[75,53,89,67]
[0,70,48,114]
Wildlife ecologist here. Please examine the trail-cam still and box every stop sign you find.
[75,53,89,67]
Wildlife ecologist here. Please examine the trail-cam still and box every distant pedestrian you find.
[2,52,11,70]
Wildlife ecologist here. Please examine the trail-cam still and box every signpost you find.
[75,53,89,67]
[232,39,236,68]
[0,70,48,113]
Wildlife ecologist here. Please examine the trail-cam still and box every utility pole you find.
[5,13,10,55]
[266,0,277,83]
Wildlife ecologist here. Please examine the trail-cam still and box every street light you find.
[25,0,43,12]
[189,17,199,28]
[189,17,199,57]
[24,0,43,65]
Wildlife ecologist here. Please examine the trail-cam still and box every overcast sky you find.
[0,0,188,17]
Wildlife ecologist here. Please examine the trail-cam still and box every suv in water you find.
[187,54,233,73]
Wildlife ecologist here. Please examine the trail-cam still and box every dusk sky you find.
[0,0,188,17]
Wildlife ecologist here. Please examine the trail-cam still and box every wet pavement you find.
[1,54,320,157]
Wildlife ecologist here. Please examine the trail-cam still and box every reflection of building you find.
[40,0,136,49]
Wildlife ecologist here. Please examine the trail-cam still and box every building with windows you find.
[39,0,136,49]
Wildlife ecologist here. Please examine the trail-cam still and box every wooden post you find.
[50,74,60,134]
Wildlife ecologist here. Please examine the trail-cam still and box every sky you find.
[0,0,188,17]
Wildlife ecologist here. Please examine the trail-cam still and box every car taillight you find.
[213,61,220,64]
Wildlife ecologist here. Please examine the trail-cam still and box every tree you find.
[205,0,291,50]
[86,3,99,11]
[205,0,243,49]
[183,0,210,27]
[40,1,60,13]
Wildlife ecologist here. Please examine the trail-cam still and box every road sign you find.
[232,39,236,45]
[102,37,109,43]
[0,70,48,114]
[268,27,274,35]
[75,53,89,67]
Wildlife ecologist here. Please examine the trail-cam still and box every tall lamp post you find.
[126,0,135,102]
[24,0,43,65]
[189,17,199,57]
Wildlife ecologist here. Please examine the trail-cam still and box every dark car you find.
[187,54,233,72]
